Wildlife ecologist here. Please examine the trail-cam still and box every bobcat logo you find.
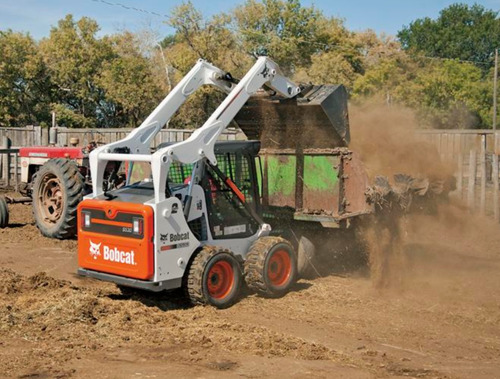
[89,240,101,260]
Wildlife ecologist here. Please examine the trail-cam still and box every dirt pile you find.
[0,268,343,377]
[0,202,499,377]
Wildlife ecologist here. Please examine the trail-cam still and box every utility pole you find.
[156,42,172,93]
[494,48,498,131]
[494,49,499,222]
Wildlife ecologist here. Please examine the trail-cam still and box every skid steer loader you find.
[77,57,302,308]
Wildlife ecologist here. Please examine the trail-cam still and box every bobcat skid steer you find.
[77,57,301,308]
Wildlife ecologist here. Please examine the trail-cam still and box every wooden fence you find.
[0,125,245,149]
[416,130,500,221]
[415,129,497,161]
[0,126,244,189]
[2,127,500,221]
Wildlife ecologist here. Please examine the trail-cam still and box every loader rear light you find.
[82,211,91,228]
[132,217,143,235]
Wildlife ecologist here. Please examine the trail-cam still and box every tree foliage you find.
[98,32,164,127]
[0,30,51,127]
[398,4,500,69]
[39,15,113,127]
[0,2,498,129]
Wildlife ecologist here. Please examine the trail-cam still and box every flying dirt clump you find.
[348,102,456,289]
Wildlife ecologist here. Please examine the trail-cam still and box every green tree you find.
[353,56,491,128]
[398,3,500,69]
[405,60,491,128]
[168,2,250,75]
[294,51,358,87]
[39,15,113,127]
[0,30,51,127]
[234,0,333,74]
[165,2,253,129]
[98,32,164,127]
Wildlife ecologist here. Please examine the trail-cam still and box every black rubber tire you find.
[244,236,297,298]
[0,197,9,228]
[186,246,242,309]
[32,158,85,239]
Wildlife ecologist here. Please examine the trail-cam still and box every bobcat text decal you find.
[89,240,136,265]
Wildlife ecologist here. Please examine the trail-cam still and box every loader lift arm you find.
[89,57,301,204]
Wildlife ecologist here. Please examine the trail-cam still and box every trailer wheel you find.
[0,197,9,228]
[244,236,297,298]
[186,246,242,309]
[32,158,85,239]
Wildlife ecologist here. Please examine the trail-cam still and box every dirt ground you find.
[1,195,500,379]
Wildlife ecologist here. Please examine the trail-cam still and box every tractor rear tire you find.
[244,236,297,298]
[0,197,8,228]
[32,158,85,239]
[186,246,242,309]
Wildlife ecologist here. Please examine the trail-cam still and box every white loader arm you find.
[89,59,235,196]
[151,56,300,202]
[90,56,300,203]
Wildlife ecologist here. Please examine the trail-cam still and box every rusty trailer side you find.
[259,147,373,227]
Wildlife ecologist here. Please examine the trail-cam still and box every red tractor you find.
[0,139,125,238]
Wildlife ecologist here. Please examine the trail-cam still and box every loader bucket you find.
[234,84,350,149]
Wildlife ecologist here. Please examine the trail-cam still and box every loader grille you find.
[167,153,256,207]
[216,152,255,207]
[168,162,194,184]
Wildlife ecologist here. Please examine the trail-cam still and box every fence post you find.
[33,125,42,146]
[457,153,463,198]
[493,154,499,222]
[2,136,11,187]
[467,150,477,212]
[42,127,49,146]
[480,134,487,215]
[14,152,19,192]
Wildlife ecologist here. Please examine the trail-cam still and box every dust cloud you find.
[346,102,496,292]
[349,102,455,180]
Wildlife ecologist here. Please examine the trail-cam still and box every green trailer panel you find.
[303,155,340,212]
[262,153,341,216]
[265,155,296,207]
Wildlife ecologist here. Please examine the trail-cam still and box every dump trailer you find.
[234,85,374,274]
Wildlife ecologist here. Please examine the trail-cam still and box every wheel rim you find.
[207,260,234,300]
[267,249,292,287]
[38,173,64,224]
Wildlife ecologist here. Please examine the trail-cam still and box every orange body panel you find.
[78,199,154,280]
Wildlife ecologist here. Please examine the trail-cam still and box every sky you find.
[0,0,499,40]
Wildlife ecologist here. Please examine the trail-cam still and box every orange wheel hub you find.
[207,261,234,299]
[267,249,292,287]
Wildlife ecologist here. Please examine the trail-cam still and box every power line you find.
[89,0,168,19]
